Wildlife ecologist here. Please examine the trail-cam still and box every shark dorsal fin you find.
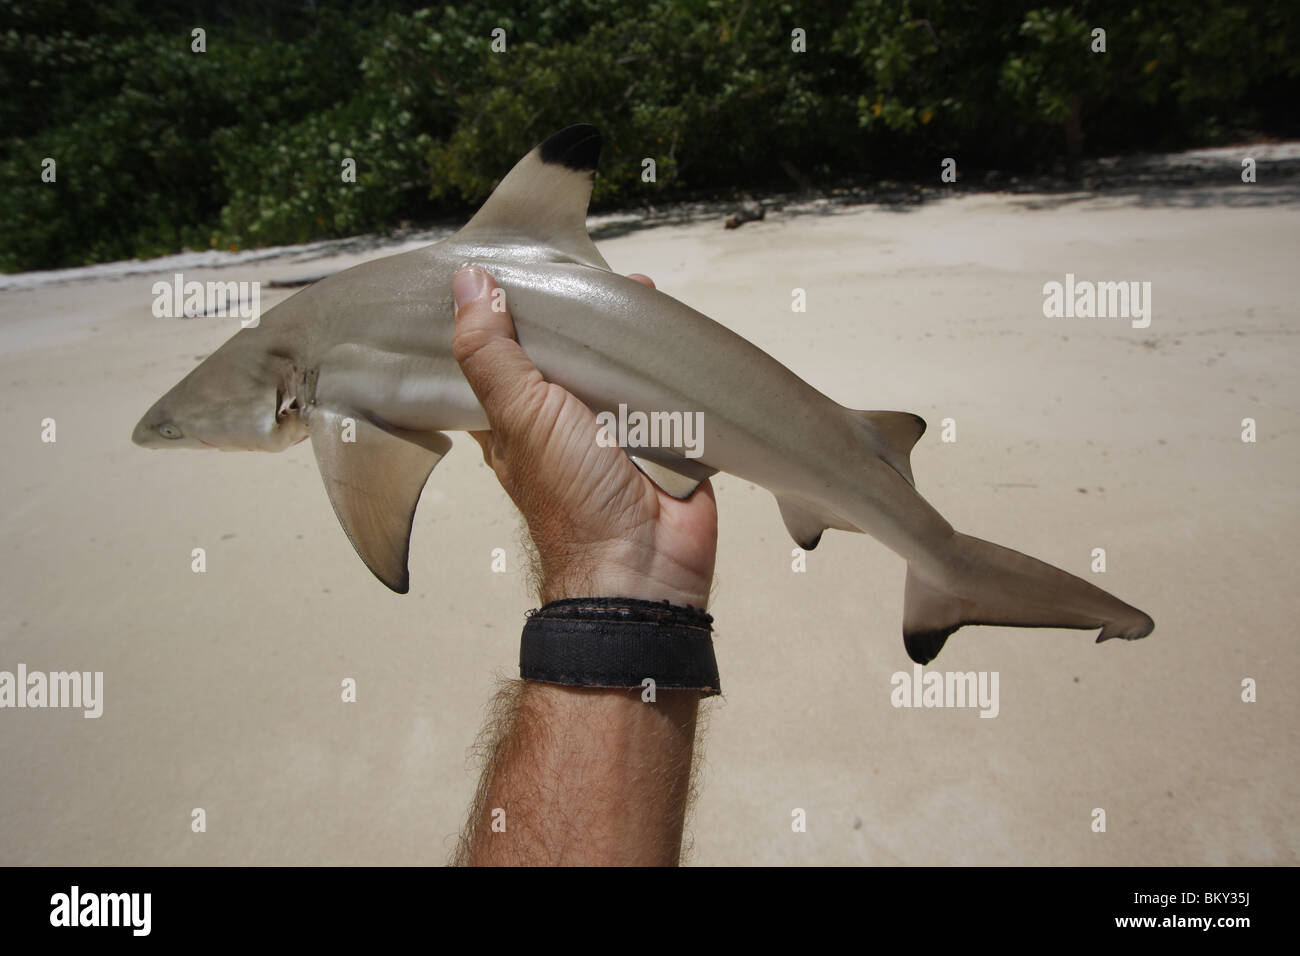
[455,124,611,270]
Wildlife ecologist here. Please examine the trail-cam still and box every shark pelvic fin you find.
[777,497,856,550]
[307,407,451,593]
[455,124,610,270]
[851,410,926,487]
[629,452,716,500]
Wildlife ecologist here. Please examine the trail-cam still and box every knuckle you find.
[450,320,497,364]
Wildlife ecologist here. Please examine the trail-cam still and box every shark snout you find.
[131,416,155,447]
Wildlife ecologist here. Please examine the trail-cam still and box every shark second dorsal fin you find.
[454,124,611,270]
[308,407,452,593]
[851,409,927,487]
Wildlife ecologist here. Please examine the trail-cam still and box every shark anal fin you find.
[851,410,926,487]
[308,407,451,593]
[629,452,716,500]
[454,124,611,270]
[902,568,965,663]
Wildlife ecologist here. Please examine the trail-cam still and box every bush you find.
[1,0,1296,271]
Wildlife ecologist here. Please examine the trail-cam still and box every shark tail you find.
[902,533,1155,664]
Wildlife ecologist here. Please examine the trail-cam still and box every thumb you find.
[451,266,545,421]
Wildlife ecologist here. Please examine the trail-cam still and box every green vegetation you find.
[2,0,1296,271]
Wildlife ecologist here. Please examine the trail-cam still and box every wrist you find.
[540,572,706,610]
[520,596,721,698]
[531,528,712,608]
[538,550,708,609]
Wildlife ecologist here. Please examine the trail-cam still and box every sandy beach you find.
[1,168,1296,865]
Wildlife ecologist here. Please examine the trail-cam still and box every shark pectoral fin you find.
[307,407,452,593]
[628,453,716,500]
[777,497,857,550]
[453,124,611,270]
[851,410,926,487]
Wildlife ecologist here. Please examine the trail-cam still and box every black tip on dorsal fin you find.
[538,124,601,172]
[455,123,610,270]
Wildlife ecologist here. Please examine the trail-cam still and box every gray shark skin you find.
[133,125,1154,663]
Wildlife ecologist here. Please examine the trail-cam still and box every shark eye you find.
[158,423,183,440]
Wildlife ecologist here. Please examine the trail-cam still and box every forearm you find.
[456,682,700,866]
[448,266,717,866]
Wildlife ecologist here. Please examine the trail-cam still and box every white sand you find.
[1,181,1296,865]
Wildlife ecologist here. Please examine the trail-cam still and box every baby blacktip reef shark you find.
[134,125,1154,663]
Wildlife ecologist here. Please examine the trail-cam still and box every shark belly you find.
[315,340,488,433]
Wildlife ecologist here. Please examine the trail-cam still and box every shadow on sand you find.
[586,151,1300,242]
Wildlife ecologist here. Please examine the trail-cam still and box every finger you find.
[451,266,546,424]
[627,273,656,289]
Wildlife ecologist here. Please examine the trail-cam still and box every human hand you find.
[451,266,717,609]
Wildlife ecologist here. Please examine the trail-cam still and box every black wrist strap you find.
[520,597,721,697]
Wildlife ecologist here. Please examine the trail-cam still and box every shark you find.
[133,124,1154,663]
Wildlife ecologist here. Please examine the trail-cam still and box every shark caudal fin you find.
[902,533,1155,664]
